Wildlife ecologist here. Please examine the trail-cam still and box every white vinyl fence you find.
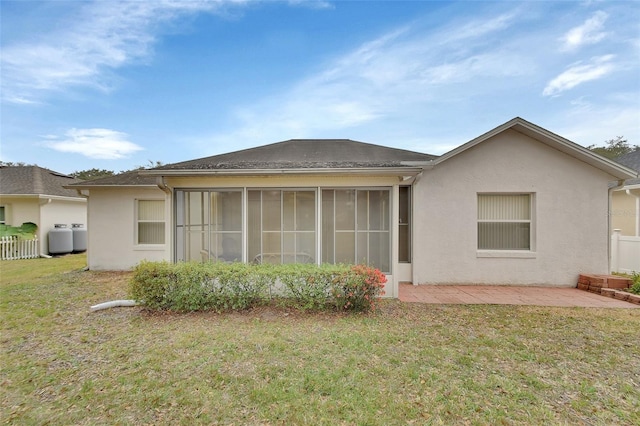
[0,236,39,260]
[611,230,640,274]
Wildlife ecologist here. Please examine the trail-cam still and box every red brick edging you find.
[577,274,640,305]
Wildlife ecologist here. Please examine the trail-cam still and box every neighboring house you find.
[611,149,640,237]
[0,166,87,255]
[69,117,637,297]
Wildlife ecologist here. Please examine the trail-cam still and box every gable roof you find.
[0,166,84,198]
[144,139,437,175]
[434,117,638,181]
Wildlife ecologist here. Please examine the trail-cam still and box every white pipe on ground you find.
[90,300,137,311]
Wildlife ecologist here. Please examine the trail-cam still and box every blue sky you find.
[1,0,639,175]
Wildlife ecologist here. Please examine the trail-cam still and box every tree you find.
[0,161,33,167]
[69,161,164,181]
[587,136,639,160]
[69,168,116,181]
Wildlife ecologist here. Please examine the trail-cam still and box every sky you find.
[1,0,639,175]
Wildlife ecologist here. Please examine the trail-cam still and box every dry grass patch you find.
[2,255,639,425]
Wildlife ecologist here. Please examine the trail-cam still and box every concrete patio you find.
[399,283,640,308]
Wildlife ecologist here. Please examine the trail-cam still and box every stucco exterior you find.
[71,118,638,296]
[86,187,170,270]
[413,129,616,286]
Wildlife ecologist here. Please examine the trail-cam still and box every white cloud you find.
[288,0,334,10]
[542,55,616,97]
[561,11,608,51]
[47,128,143,159]
[1,1,247,104]
[559,103,640,148]
[195,10,529,151]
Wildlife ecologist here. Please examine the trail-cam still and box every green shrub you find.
[279,263,346,310]
[129,261,176,310]
[129,261,386,313]
[629,272,640,295]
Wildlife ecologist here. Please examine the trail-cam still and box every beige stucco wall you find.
[611,188,640,236]
[0,196,40,227]
[86,187,170,270]
[0,195,86,254]
[412,129,615,287]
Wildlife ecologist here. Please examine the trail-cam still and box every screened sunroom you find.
[174,187,399,274]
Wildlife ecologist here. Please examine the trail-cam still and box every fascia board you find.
[0,194,84,202]
[140,167,426,177]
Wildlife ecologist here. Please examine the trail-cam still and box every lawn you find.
[1,254,639,425]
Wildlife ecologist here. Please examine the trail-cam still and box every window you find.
[248,190,316,264]
[398,186,411,262]
[322,189,390,272]
[478,194,532,251]
[175,190,242,262]
[136,200,165,245]
[0,206,5,225]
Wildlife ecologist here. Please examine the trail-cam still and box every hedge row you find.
[129,261,387,313]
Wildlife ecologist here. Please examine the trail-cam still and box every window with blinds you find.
[137,200,165,245]
[477,194,532,250]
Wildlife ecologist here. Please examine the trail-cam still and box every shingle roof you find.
[615,149,640,172]
[614,149,640,186]
[0,166,84,198]
[153,139,437,171]
[67,170,158,187]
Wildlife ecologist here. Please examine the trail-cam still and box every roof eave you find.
[64,184,159,190]
[0,193,85,201]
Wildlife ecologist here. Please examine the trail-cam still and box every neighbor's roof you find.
[0,166,84,198]
[145,139,437,174]
[615,149,640,172]
[615,149,640,187]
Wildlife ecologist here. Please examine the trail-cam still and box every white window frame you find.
[477,193,536,259]
[0,206,6,225]
[135,199,166,246]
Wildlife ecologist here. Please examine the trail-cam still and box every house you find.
[69,117,637,297]
[0,166,87,255]
[611,149,640,237]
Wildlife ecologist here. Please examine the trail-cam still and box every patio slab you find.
[399,284,640,308]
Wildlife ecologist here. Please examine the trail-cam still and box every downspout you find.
[37,197,52,258]
[156,177,171,194]
[625,189,640,237]
[608,180,626,273]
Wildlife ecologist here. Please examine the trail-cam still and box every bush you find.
[332,264,387,312]
[130,261,275,312]
[129,261,386,313]
[629,272,640,295]
[278,263,345,310]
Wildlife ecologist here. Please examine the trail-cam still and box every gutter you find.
[139,166,428,177]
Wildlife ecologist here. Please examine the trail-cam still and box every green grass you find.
[2,254,639,425]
